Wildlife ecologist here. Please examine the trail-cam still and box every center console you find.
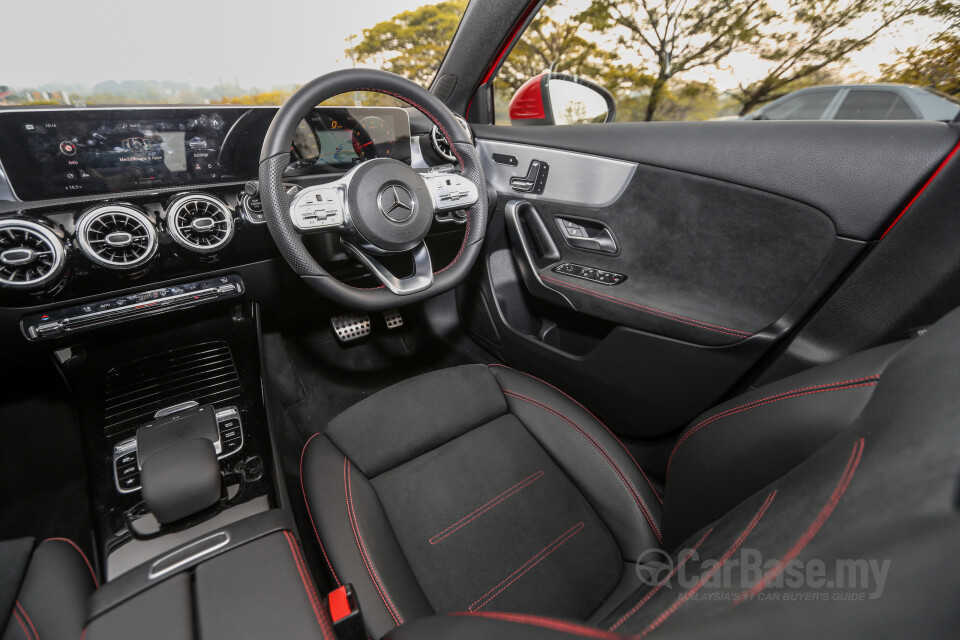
[37,288,336,638]
[55,299,285,580]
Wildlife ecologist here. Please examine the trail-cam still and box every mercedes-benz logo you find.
[377,184,415,222]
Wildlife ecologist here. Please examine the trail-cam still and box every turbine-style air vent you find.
[431,114,471,163]
[0,219,66,289]
[166,194,234,253]
[76,205,158,270]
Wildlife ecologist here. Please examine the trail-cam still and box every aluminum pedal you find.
[331,313,371,343]
[383,309,404,330]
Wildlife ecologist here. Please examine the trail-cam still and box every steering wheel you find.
[258,69,487,311]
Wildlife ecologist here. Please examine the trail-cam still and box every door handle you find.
[555,217,619,254]
[504,200,574,309]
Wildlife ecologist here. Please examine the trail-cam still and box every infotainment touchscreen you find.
[0,106,411,201]
[0,109,248,200]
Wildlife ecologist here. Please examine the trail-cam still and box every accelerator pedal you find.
[331,313,371,343]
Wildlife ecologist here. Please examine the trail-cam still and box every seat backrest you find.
[661,339,904,550]
[604,305,960,634]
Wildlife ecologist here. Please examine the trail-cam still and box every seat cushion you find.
[2,537,97,640]
[301,364,663,638]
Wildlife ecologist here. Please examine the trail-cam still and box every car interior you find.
[2,1,960,639]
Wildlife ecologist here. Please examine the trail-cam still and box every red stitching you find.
[488,364,662,504]
[284,531,337,640]
[451,611,621,639]
[14,602,37,640]
[502,390,662,544]
[430,470,545,545]
[639,491,777,637]
[344,458,404,626]
[469,522,585,611]
[44,537,99,589]
[608,528,713,631]
[300,433,342,586]
[666,378,879,478]
[738,438,865,601]
[540,274,752,338]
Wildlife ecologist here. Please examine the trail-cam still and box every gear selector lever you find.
[137,404,222,524]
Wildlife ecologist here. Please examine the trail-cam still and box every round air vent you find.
[0,219,66,289]
[76,204,158,270]
[165,194,234,253]
[431,114,472,163]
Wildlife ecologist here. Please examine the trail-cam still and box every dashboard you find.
[0,106,412,201]
[0,104,469,351]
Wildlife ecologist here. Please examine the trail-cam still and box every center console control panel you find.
[21,274,244,340]
[114,406,244,494]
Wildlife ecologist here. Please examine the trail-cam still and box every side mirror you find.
[508,73,616,126]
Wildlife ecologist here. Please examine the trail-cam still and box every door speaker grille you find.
[103,341,241,436]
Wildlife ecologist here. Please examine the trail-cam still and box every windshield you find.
[0,0,467,106]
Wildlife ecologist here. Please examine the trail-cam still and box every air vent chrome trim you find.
[0,219,66,289]
[431,114,472,163]
[76,204,158,270]
[166,193,234,253]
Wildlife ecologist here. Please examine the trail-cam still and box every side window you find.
[758,91,838,121]
[834,91,917,120]
[489,0,951,125]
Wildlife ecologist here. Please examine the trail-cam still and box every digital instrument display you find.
[0,107,411,201]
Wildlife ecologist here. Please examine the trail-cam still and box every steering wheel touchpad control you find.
[553,263,626,286]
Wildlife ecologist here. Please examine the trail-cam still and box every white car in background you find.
[743,84,960,121]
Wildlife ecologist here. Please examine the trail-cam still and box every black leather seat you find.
[1,537,97,640]
[301,335,906,638]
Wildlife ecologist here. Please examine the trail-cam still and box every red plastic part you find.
[509,74,547,121]
[328,585,351,623]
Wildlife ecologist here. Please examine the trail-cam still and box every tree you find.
[731,0,924,115]
[497,1,617,93]
[880,1,960,97]
[880,33,960,96]
[581,0,774,121]
[351,1,467,86]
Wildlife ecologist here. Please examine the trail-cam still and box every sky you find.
[0,0,942,92]
[0,0,430,89]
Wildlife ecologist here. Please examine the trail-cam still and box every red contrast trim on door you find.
[879,139,960,239]
[467,0,542,118]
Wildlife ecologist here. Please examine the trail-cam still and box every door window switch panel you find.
[553,263,626,286]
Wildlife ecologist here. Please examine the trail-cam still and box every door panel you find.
[463,121,959,440]
[476,121,960,240]
[484,146,836,346]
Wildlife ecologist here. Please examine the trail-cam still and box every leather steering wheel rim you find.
[257,69,488,311]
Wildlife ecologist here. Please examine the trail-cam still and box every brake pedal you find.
[383,309,403,330]
[331,313,371,343]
